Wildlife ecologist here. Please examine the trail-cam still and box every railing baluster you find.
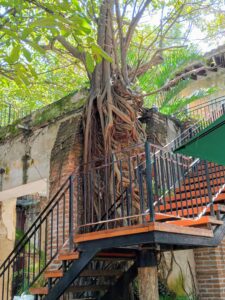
[153,153,160,213]
[128,156,133,217]
[145,142,155,222]
[170,152,179,216]
[119,160,125,224]
[69,175,74,251]
[159,150,166,213]
[165,152,172,215]
[204,160,215,217]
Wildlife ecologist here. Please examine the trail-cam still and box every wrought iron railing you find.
[2,96,225,298]
[1,141,225,298]
[174,95,225,121]
[0,102,31,128]
[165,95,225,151]
[0,174,75,299]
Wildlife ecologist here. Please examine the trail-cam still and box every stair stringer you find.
[44,246,99,300]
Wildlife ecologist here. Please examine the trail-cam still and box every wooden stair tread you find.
[188,171,225,183]
[155,213,180,221]
[160,204,225,218]
[44,270,63,278]
[179,178,225,191]
[167,188,222,201]
[167,216,223,227]
[158,196,225,212]
[58,251,80,261]
[29,287,48,295]
[75,222,213,243]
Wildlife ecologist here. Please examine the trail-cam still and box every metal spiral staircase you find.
[1,97,225,300]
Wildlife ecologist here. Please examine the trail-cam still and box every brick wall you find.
[47,115,83,267]
[194,238,225,299]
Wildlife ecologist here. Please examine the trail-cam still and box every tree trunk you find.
[138,250,159,300]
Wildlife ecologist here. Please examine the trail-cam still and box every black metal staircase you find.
[1,97,225,299]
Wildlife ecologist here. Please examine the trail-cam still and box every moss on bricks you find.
[0,90,87,142]
[0,120,21,142]
[32,93,86,127]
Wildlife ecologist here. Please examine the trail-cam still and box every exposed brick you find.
[194,237,225,300]
[47,115,83,269]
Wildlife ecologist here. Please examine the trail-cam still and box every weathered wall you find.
[0,199,17,264]
[141,108,182,147]
[47,115,83,262]
[0,90,86,201]
[0,90,87,275]
[180,69,225,107]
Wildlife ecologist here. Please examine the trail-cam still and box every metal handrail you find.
[1,95,225,297]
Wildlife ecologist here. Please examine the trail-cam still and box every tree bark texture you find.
[138,266,159,300]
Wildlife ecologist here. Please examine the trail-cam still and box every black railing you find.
[1,142,225,298]
[165,96,225,151]
[0,102,31,128]
[174,95,225,121]
[0,173,76,299]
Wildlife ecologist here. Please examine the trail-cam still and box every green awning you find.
[174,113,225,165]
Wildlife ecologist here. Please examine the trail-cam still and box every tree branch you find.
[142,65,215,97]
[125,0,152,51]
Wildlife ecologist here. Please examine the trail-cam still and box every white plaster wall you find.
[180,69,225,103]
[0,111,83,202]
[165,250,198,297]
[0,123,59,194]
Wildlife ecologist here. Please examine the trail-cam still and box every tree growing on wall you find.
[0,0,223,163]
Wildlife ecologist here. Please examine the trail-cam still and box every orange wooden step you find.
[162,204,225,218]
[168,187,221,202]
[157,197,209,212]
[185,172,225,184]
[180,178,225,192]
[156,213,180,220]
[157,195,225,212]
[44,270,63,279]
[166,216,223,227]
[58,251,80,261]
[29,287,48,295]
[163,190,225,204]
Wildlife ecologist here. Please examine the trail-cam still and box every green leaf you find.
[91,44,112,63]
[27,41,46,55]
[0,28,19,40]
[85,52,95,73]
[23,48,32,62]
[9,44,20,64]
